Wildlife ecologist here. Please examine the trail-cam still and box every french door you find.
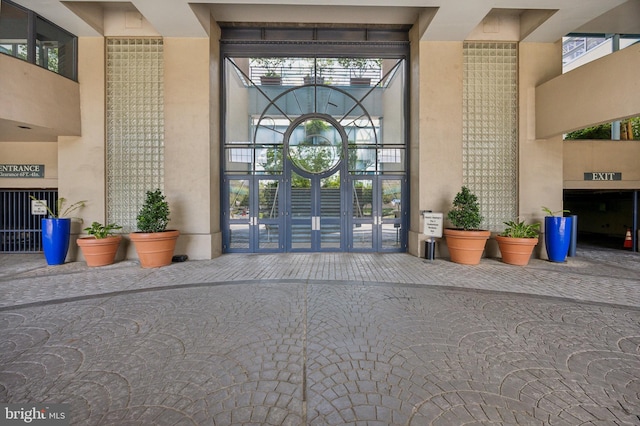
[222,55,408,253]
[349,176,405,251]
[225,177,284,252]
[287,171,343,252]
[224,174,405,253]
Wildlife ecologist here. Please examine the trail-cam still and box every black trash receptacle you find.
[425,238,436,260]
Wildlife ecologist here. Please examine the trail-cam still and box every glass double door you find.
[224,174,405,252]
[349,177,405,251]
[289,171,342,251]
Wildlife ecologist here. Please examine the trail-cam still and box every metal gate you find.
[0,189,58,253]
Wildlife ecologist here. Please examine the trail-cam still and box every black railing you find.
[0,189,57,252]
[249,64,384,87]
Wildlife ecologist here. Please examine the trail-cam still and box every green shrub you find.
[84,222,122,239]
[447,186,483,230]
[500,220,540,238]
[137,189,170,233]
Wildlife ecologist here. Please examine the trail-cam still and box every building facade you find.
[1,0,639,260]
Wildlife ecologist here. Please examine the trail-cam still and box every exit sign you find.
[584,172,621,181]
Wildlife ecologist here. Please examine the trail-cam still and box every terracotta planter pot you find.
[496,235,539,266]
[350,77,371,86]
[304,76,325,84]
[260,76,282,86]
[77,235,122,267]
[130,230,179,268]
[443,228,490,265]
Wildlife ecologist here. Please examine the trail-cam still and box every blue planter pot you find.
[42,218,71,265]
[544,216,572,262]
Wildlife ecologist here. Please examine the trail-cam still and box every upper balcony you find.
[240,58,388,88]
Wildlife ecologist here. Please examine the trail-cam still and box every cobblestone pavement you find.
[0,245,639,425]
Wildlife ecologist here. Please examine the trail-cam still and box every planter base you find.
[130,230,179,268]
[77,236,122,267]
[444,229,490,265]
[496,236,538,266]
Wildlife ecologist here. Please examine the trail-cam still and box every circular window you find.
[287,116,343,175]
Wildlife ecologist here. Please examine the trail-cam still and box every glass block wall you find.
[463,42,517,231]
[106,38,164,232]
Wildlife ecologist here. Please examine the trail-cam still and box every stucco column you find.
[59,37,106,261]
[164,37,218,259]
[519,42,563,258]
[408,40,463,258]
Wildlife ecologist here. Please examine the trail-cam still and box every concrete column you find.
[408,39,463,258]
[59,37,106,261]
[164,37,217,259]
[520,42,563,258]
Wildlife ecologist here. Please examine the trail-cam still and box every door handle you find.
[312,216,320,231]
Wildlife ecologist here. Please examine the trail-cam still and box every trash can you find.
[425,238,436,260]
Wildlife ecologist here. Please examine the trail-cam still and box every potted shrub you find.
[129,189,179,268]
[30,196,86,265]
[542,206,572,262]
[252,57,287,85]
[443,186,490,265]
[337,58,381,86]
[496,219,540,266]
[77,222,122,267]
[304,58,334,84]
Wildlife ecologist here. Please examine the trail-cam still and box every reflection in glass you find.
[258,179,280,249]
[321,224,341,248]
[352,180,373,218]
[36,16,75,78]
[229,224,250,249]
[348,146,376,173]
[222,56,407,253]
[258,180,279,219]
[381,179,402,218]
[228,180,250,218]
[381,223,401,249]
[352,223,373,249]
[0,2,77,79]
[288,118,342,174]
[0,2,28,60]
[256,147,283,173]
[259,224,279,249]
[320,173,340,217]
[291,172,311,218]
[292,224,311,249]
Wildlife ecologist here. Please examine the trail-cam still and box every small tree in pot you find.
[137,189,170,233]
[443,186,490,265]
[447,186,483,231]
[129,189,179,268]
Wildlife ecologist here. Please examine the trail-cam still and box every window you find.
[0,0,77,80]
[562,34,640,140]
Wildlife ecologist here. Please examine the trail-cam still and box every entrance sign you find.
[423,212,443,238]
[0,164,45,178]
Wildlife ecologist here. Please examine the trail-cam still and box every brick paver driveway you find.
[1,249,639,425]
